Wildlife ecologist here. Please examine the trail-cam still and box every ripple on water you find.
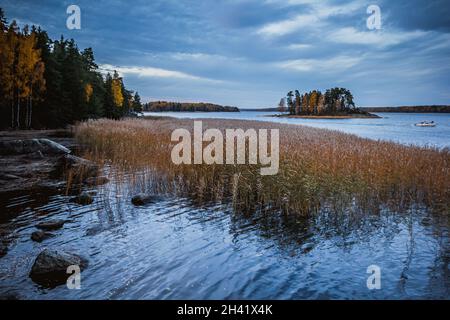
[0,181,448,299]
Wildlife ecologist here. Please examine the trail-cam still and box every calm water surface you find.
[144,111,450,148]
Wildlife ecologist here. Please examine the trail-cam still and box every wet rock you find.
[29,248,88,287]
[34,180,66,192]
[28,150,44,160]
[131,193,164,206]
[70,192,94,205]
[0,139,70,156]
[36,219,66,231]
[84,176,109,186]
[56,154,99,179]
[31,231,54,243]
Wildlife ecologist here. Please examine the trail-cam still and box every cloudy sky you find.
[2,0,450,107]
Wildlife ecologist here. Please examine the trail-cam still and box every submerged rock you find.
[36,219,66,231]
[131,193,164,206]
[31,231,54,243]
[29,249,88,287]
[70,192,94,205]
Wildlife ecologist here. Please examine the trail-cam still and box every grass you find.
[74,118,450,215]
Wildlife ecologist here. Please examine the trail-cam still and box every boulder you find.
[70,192,94,205]
[29,249,88,287]
[131,193,164,206]
[56,154,99,179]
[36,219,66,231]
[31,231,54,243]
[0,139,70,156]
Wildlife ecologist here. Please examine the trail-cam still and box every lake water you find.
[0,182,448,299]
[0,113,449,300]
[143,111,450,148]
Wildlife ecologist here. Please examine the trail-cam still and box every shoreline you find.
[270,113,381,119]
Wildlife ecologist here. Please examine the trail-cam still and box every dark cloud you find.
[1,0,449,107]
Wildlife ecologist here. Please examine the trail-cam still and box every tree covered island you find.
[277,87,380,118]
[144,101,239,112]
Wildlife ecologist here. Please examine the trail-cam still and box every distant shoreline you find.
[144,101,239,112]
[271,113,381,119]
[361,105,450,113]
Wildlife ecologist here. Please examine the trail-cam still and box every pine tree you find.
[277,98,286,113]
[132,92,143,112]
[287,91,294,115]
[294,90,301,115]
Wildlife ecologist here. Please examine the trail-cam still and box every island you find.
[143,101,239,112]
[274,87,380,118]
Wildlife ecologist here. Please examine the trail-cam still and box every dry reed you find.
[74,118,450,215]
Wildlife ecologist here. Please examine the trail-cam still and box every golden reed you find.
[74,118,449,215]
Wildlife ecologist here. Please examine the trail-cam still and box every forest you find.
[0,9,142,129]
[144,101,239,112]
[278,87,366,116]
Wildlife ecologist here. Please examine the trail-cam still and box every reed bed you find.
[74,118,450,215]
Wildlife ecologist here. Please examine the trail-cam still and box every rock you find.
[34,181,66,192]
[29,249,88,287]
[28,150,45,160]
[0,139,70,156]
[31,231,54,243]
[56,154,99,179]
[36,219,66,231]
[84,176,109,186]
[131,193,164,206]
[37,139,71,155]
[70,192,94,205]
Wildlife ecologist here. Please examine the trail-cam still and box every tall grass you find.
[74,118,450,215]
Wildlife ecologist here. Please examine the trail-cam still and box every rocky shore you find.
[0,129,164,292]
[0,130,103,290]
[0,130,99,194]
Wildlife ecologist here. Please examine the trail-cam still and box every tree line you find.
[144,101,239,112]
[0,9,142,129]
[278,87,363,116]
[362,105,450,113]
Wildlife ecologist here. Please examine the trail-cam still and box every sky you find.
[2,0,450,108]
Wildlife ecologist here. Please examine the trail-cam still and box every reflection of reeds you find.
[74,118,450,215]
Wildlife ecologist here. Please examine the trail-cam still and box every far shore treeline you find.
[279,87,367,116]
[144,101,239,112]
[362,105,450,113]
[0,9,142,130]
